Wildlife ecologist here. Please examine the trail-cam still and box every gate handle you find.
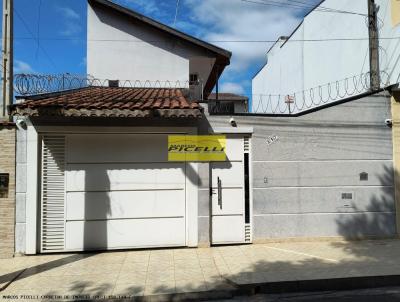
[217,177,222,209]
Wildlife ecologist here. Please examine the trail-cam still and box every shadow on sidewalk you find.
[0,253,96,291]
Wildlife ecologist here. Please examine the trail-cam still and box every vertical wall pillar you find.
[392,90,400,236]
[0,123,16,258]
[25,125,38,254]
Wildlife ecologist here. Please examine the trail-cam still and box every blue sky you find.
[2,0,321,98]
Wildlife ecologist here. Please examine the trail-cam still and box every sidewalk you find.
[2,239,400,301]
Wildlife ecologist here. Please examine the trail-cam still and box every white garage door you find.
[40,134,187,252]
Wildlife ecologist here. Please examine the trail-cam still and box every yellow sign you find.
[393,0,400,27]
[168,135,226,161]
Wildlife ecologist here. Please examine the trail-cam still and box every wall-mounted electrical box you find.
[0,173,9,198]
[341,192,353,200]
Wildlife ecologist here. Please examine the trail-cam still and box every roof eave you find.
[203,56,231,99]
[11,106,204,119]
[88,0,232,60]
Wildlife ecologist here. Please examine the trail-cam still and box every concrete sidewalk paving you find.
[1,239,400,301]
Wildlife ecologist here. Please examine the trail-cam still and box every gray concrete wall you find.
[203,93,396,241]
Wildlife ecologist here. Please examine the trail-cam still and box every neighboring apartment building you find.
[2,0,399,257]
[252,0,400,113]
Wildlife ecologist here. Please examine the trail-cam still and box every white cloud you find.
[57,7,82,36]
[80,57,87,67]
[184,0,307,74]
[14,60,34,74]
[61,23,82,36]
[220,82,245,94]
[57,7,80,20]
[174,20,206,36]
[121,0,161,16]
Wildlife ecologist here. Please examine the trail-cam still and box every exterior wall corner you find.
[0,125,16,258]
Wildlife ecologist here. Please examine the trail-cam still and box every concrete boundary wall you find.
[203,92,396,241]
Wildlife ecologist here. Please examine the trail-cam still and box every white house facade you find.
[12,0,255,255]
[87,0,229,97]
[3,0,399,257]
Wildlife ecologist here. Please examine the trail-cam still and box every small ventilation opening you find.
[108,80,119,87]
[342,193,353,200]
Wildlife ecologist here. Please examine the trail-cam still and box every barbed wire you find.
[14,73,195,96]
[251,70,391,114]
[14,71,393,115]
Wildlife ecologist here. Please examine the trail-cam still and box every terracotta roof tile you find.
[12,87,203,118]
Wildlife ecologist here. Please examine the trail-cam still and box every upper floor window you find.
[189,73,199,85]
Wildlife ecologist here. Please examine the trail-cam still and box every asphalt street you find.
[211,287,400,302]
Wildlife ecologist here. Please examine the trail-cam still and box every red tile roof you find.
[12,87,203,118]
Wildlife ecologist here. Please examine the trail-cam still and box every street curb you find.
[102,275,400,302]
[243,275,400,295]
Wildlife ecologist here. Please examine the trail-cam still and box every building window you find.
[189,73,199,85]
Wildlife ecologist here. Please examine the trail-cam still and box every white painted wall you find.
[25,124,38,254]
[87,4,214,86]
[252,0,400,113]
[377,0,400,85]
[303,0,370,89]
[252,27,304,113]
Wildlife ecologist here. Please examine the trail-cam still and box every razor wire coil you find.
[14,73,193,96]
[14,71,392,115]
[251,70,390,114]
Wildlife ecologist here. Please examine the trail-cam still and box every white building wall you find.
[252,26,304,113]
[377,0,400,85]
[252,0,399,113]
[87,4,209,85]
[303,0,369,89]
